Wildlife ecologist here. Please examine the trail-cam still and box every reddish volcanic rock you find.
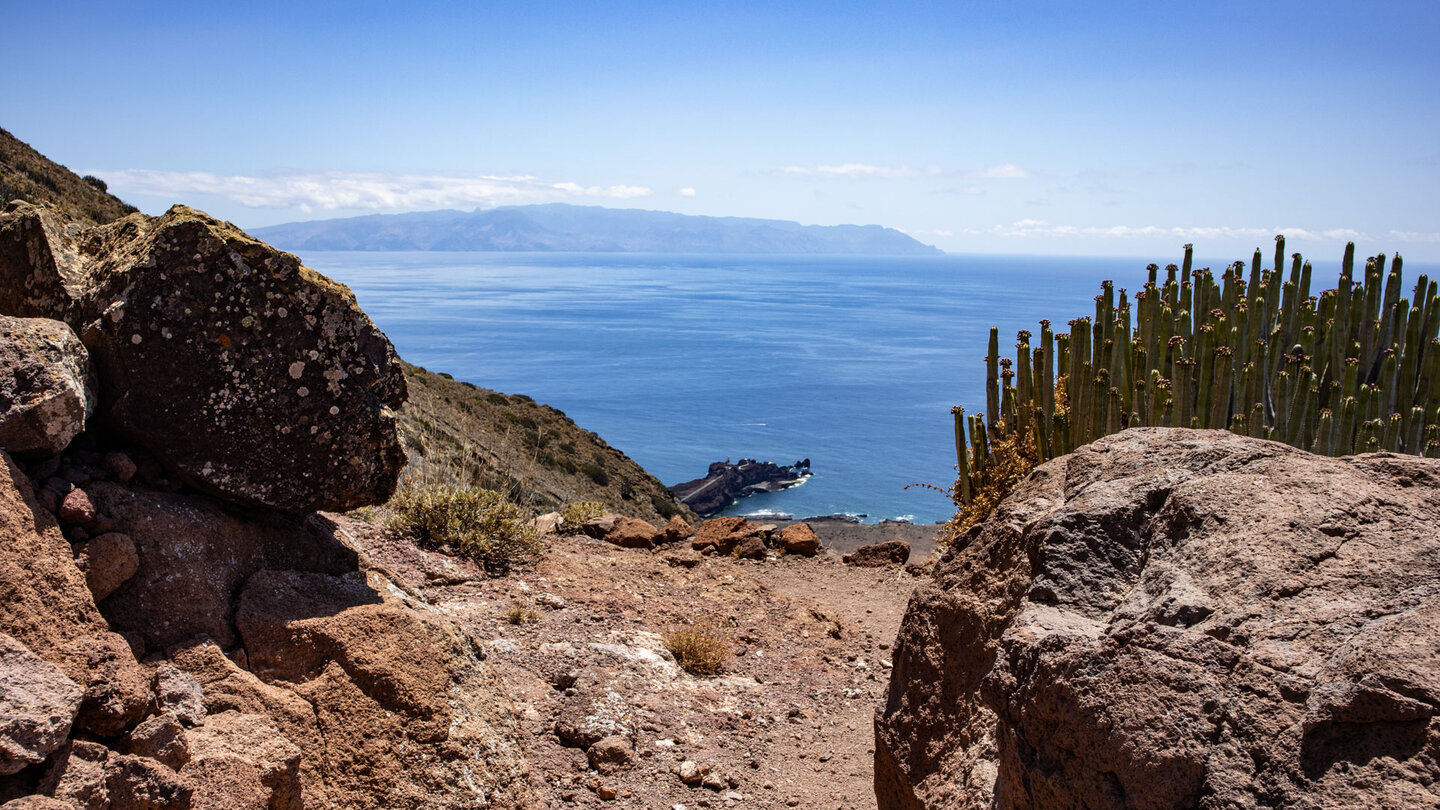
[777,523,821,556]
[603,516,659,549]
[691,517,767,555]
[0,633,82,775]
[73,532,138,602]
[876,429,1440,810]
[658,514,693,543]
[57,488,95,524]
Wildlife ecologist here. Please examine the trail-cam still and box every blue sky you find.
[4,1,1438,260]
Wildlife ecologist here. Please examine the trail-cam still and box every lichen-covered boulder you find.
[0,202,406,513]
[0,316,95,456]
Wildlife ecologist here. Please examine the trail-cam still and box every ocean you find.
[303,250,1428,524]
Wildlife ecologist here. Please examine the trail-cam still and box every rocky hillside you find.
[396,362,692,524]
[0,193,534,807]
[0,127,136,224]
[877,428,1440,809]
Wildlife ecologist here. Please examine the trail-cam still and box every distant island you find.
[250,203,942,255]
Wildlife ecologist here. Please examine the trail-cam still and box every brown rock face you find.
[659,514,693,543]
[0,316,95,457]
[0,202,406,513]
[843,540,909,568]
[233,566,530,806]
[876,429,1440,810]
[0,633,82,775]
[691,517,768,555]
[73,532,138,602]
[0,451,149,740]
[86,482,359,650]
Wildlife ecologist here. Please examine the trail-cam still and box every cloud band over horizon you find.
[92,168,654,213]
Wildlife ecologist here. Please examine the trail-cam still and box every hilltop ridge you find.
[0,127,137,224]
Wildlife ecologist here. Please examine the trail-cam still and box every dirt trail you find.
[350,519,939,809]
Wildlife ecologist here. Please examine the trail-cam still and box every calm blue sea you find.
[303,250,1433,524]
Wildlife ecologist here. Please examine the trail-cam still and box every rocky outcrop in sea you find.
[669,457,811,517]
[876,428,1440,809]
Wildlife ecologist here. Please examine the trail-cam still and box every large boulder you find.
[0,202,406,513]
[876,429,1440,809]
[0,316,95,457]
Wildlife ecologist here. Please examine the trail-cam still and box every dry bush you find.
[664,623,730,677]
[560,500,604,527]
[386,484,544,574]
[938,422,1039,546]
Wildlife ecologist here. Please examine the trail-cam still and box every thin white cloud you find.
[779,162,1032,182]
[973,163,1031,179]
[1389,229,1440,243]
[779,163,934,179]
[92,169,652,211]
[679,187,697,197]
[963,220,1376,242]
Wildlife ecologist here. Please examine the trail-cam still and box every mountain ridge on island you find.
[250,202,942,255]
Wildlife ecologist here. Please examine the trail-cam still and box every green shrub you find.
[386,484,544,574]
[560,500,604,525]
[582,462,609,486]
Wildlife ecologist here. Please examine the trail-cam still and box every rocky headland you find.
[669,458,812,518]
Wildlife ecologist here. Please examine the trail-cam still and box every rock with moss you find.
[0,202,406,513]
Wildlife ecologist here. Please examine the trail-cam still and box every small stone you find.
[596,784,617,800]
[101,452,138,482]
[678,760,703,785]
[74,532,139,601]
[702,772,725,790]
[125,713,190,770]
[155,663,207,726]
[587,735,634,775]
[58,488,96,524]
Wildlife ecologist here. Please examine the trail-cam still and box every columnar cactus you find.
[949,238,1440,520]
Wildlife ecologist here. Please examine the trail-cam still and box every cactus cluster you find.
[951,237,1440,515]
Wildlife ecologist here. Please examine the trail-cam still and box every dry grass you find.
[504,600,538,625]
[664,623,731,677]
[385,484,545,575]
